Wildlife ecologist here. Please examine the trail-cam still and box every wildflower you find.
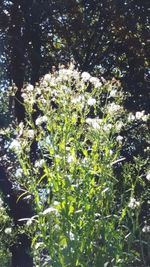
[103,123,112,132]
[86,118,101,129]
[35,159,45,168]
[35,115,48,126]
[69,231,75,241]
[71,95,85,104]
[116,135,123,142]
[0,197,3,208]
[135,110,145,120]
[90,77,102,87]
[42,80,48,87]
[15,168,23,178]
[44,73,51,82]
[87,97,96,106]
[39,96,47,105]
[67,155,74,163]
[146,172,150,181]
[91,120,100,129]
[116,121,123,131]
[109,89,117,97]
[107,103,121,113]
[142,225,150,233]
[9,139,21,153]
[128,197,140,209]
[45,136,52,146]
[21,92,28,100]
[61,85,71,93]
[35,242,43,250]
[58,68,73,81]
[26,129,35,139]
[26,84,34,91]
[128,113,135,122]
[18,122,24,133]
[81,72,91,81]
[144,146,150,152]
[109,149,113,155]
[53,201,60,206]
[4,228,12,234]
[142,114,149,122]
[101,76,106,83]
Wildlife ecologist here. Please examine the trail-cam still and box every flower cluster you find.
[128,197,140,209]
[146,172,150,181]
[128,111,149,122]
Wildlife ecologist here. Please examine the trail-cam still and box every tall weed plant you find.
[8,64,150,267]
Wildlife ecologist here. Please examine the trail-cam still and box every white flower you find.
[61,85,71,93]
[146,172,150,181]
[142,225,150,233]
[36,87,42,95]
[35,117,42,126]
[103,123,112,132]
[90,77,102,87]
[58,68,73,81]
[49,77,57,87]
[109,89,117,97]
[42,80,48,87]
[53,201,60,206]
[116,135,123,142]
[35,159,45,168]
[9,139,21,152]
[69,231,75,241]
[39,96,47,105]
[0,197,3,208]
[107,103,121,113]
[116,121,123,131]
[45,136,52,146]
[128,197,140,209]
[15,168,23,178]
[35,116,48,126]
[18,122,24,136]
[35,242,43,250]
[87,97,96,106]
[67,155,74,163]
[101,76,106,83]
[128,113,135,122]
[86,118,101,129]
[21,92,28,100]
[144,146,150,152]
[26,129,35,139]
[43,207,57,215]
[135,111,145,120]
[71,95,85,105]
[81,72,91,81]
[26,84,34,91]
[109,149,113,155]
[142,114,149,122]
[4,228,12,234]
[44,73,51,82]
